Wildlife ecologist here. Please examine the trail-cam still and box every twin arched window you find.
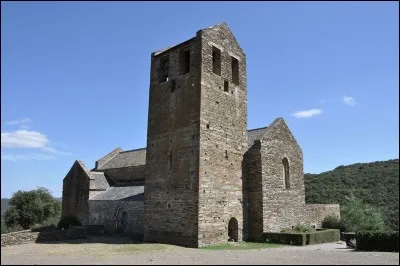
[282,157,290,189]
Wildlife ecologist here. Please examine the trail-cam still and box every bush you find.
[280,223,315,233]
[341,197,385,232]
[322,214,346,232]
[293,223,315,233]
[57,216,81,230]
[263,232,306,246]
[4,187,61,229]
[306,229,340,245]
[356,231,399,252]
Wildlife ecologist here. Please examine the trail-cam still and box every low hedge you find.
[263,229,340,246]
[306,229,340,245]
[263,232,306,246]
[355,231,399,252]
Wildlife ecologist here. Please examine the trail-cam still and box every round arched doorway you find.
[228,217,238,242]
[115,208,128,234]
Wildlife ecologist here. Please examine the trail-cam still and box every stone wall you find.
[1,227,88,247]
[242,141,263,241]
[62,161,90,224]
[197,23,247,246]
[88,200,144,237]
[144,34,201,247]
[304,204,341,227]
[259,119,306,233]
[1,230,38,247]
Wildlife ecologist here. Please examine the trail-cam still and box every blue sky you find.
[1,2,398,198]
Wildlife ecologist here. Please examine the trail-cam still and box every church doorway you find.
[120,211,127,234]
[228,217,238,242]
[116,208,128,234]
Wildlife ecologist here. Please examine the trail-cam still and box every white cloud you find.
[7,117,33,125]
[6,117,33,129]
[40,146,73,155]
[1,153,56,162]
[343,96,357,106]
[1,130,73,161]
[291,109,323,118]
[1,130,49,148]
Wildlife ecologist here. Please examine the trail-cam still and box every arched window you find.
[282,157,290,189]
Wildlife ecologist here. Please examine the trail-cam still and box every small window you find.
[231,57,239,85]
[171,79,176,93]
[212,46,221,75]
[168,151,172,172]
[283,157,290,189]
[180,49,190,75]
[224,80,229,92]
[159,56,170,83]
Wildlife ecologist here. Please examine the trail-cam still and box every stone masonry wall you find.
[88,200,144,236]
[62,161,90,224]
[304,204,341,227]
[1,227,88,247]
[198,24,247,246]
[260,119,306,232]
[242,141,263,241]
[144,36,202,247]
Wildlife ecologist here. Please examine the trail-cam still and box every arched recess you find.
[115,207,128,234]
[228,217,239,242]
[282,157,290,189]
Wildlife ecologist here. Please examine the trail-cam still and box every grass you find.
[201,241,282,250]
[46,242,177,257]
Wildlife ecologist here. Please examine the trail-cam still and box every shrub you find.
[356,231,399,252]
[341,197,385,232]
[307,229,340,245]
[57,216,81,230]
[4,187,61,229]
[280,227,292,233]
[293,223,315,233]
[263,232,306,246]
[322,214,346,232]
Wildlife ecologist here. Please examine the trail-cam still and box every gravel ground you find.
[1,237,398,265]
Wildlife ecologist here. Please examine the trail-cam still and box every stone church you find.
[62,23,340,247]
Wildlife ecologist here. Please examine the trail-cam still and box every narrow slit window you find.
[212,46,221,75]
[168,151,172,173]
[224,80,229,92]
[180,50,190,75]
[171,79,176,93]
[231,57,239,85]
[159,56,170,83]
[283,157,290,189]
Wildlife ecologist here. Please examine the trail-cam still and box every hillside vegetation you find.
[305,159,399,231]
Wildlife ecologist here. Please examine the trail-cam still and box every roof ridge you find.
[96,147,123,169]
[247,126,269,132]
[119,147,146,153]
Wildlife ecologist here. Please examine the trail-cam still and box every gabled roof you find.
[89,186,144,201]
[247,127,268,147]
[63,160,92,181]
[89,172,110,190]
[97,148,146,169]
[246,117,284,147]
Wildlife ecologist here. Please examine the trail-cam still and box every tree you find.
[4,187,61,229]
[341,196,385,232]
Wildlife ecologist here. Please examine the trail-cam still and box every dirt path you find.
[1,239,398,265]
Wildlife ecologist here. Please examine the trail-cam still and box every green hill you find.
[305,159,399,231]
